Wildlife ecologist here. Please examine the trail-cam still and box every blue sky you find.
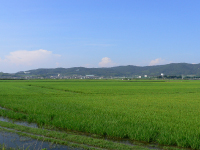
[0,0,200,73]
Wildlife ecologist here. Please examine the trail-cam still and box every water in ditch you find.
[0,116,38,128]
[0,110,83,149]
[0,130,81,150]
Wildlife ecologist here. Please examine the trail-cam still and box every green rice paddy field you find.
[0,80,200,149]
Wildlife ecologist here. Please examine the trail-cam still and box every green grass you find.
[0,80,200,149]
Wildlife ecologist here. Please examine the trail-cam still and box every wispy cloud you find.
[149,58,169,66]
[98,57,116,67]
[85,44,114,47]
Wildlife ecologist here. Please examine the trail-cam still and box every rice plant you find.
[0,80,200,149]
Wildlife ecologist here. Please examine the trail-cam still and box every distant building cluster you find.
[0,72,200,80]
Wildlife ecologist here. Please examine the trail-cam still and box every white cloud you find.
[149,58,167,66]
[3,49,60,65]
[0,49,61,73]
[56,62,61,67]
[82,64,92,68]
[98,57,116,67]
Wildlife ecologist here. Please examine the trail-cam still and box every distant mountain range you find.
[15,63,200,77]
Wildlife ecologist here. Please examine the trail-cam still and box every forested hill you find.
[17,63,200,77]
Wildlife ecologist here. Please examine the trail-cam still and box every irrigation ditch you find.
[0,129,79,150]
[0,106,193,150]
